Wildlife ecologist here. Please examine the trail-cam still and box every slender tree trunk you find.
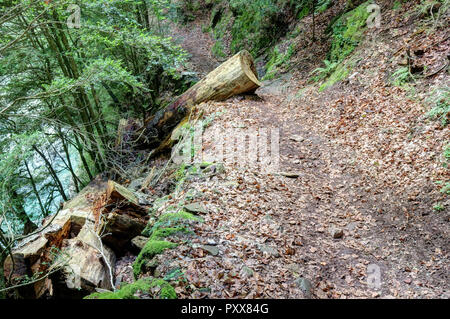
[11,191,37,235]
[32,145,68,202]
[55,128,81,193]
[24,160,47,217]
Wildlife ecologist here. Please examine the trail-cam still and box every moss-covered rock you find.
[133,240,178,278]
[317,1,370,90]
[84,278,176,299]
[150,226,192,240]
[206,0,292,58]
[158,210,202,224]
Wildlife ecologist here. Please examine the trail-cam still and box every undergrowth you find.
[314,1,371,90]
[427,87,449,126]
[263,43,296,80]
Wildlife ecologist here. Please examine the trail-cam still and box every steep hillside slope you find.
[94,0,449,299]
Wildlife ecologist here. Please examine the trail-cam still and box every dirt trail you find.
[168,20,220,77]
[155,23,449,299]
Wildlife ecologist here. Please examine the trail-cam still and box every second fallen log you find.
[139,50,262,148]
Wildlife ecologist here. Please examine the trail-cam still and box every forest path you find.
[158,23,449,299]
[168,19,220,78]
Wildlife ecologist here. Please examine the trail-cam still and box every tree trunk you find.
[24,160,47,218]
[32,145,68,202]
[138,50,261,149]
[3,179,149,298]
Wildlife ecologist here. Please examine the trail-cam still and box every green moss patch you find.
[212,40,227,59]
[133,240,178,278]
[316,1,370,90]
[208,0,291,57]
[84,278,176,299]
[329,1,371,64]
[150,226,192,240]
[158,210,201,224]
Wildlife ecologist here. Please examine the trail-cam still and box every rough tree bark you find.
[2,178,149,299]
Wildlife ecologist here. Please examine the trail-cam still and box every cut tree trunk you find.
[138,50,261,149]
[3,178,150,299]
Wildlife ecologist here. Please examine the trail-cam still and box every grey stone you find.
[241,266,254,278]
[279,172,300,178]
[135,191,152,205]
[128,178,144,191]
[131,236,148,250]
[331,227,344,239]
[286,263,301,274]
[203,163,225,175]
[259,244,280,257]
[295,277,312,298]
[200,245,219,256]
[290,135,304,143]
[184,203,208,214]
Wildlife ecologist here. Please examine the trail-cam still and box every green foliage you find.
[84,278,176,299]
[444,144,450,161]
[142,206,201,239]
[318,59,356,91]
[229,0,283,56]
[393,1,402,10]
[175,163,188,181]
[427,87,449,126]
[311,60,339,82]
[391,67,414,87]
[163,268,186,282]
[329,1,371,64]
[263,43,296,80]
[0,0,189,244]
[316,0,335,12]
[319,65,349,91]
[315,1,370,90]
[212,40,227,58]
[435,143,450,195]
[158,210,201,224]
[0,132,47,232]
[433,203,445,211]
[290,0,333,20]
[440,182,450,195]
[206,0,294,57]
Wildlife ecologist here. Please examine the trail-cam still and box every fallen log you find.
[138,50,261,149]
